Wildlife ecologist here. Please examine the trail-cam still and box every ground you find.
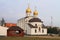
[0,36,60,40]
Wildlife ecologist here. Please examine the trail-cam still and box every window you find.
[15,30,21,34]
[39,27,40,31]
[35,29,37,33]
[35,24,37,26]
[16,31,19,34]
[42,29,44,33]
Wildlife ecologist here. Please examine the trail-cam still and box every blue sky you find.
[0,0,60,27]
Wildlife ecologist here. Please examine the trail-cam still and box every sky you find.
[0,0,60,27]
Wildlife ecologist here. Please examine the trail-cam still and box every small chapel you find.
[17,5,47,35]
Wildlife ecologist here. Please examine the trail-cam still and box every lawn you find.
[0,36,60,40]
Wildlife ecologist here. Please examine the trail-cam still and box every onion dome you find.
[26,7,31,13]
[33,10,38,15]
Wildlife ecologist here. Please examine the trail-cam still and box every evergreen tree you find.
[1,18,5,26]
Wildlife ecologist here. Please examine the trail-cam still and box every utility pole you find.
[51,16,53,27]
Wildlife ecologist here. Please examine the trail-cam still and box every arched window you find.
[35,24,37,26]
[39,27,40,31]
[35,29,37,33]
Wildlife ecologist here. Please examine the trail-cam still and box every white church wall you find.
[42,28,47,35]
[30,28,47,35]
[17,17,47,35]
[17,18,26,30]
[30,28,36,35]
[26,25,31,34]
[17,16,33,30]
[30,28,42,35]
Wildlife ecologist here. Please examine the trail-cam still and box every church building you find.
[17,5,47,35]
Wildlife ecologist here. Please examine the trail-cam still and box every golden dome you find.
[33,10,38,15]
[26,7,31,13]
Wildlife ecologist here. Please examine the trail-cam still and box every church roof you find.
[24,16,33,18]
[42,24,47,28]
[28,23,37,28]
[7,26,24,31]
[29,18,42,22]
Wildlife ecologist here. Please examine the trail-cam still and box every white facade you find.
[17,18,25,30]
[30,28,47,35]
[17,16,33,32]
[17,16,47,35]
[25,22,47,35]
[0,26,8,36]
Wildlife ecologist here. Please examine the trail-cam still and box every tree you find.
[52,27,58,34]
[47,27,52,34]
[47,26,58,34]
[1,18,5,26]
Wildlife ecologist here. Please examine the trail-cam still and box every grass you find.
[0,36,60,40]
